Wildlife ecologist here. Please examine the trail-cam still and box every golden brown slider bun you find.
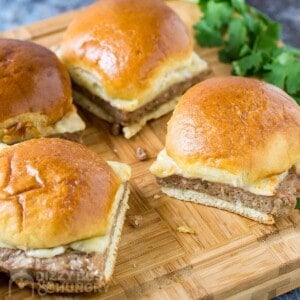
[166,76,300,184]
[0,138,121,249]
[0,39,84,144]
[60,0,193,100]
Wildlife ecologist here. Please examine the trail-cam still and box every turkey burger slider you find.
[59,0,210,138]
[0,39,85,144]
[150,76,300,224]
[0,138,131,293]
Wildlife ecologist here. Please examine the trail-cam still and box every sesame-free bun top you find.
[0,138,121,249]
[60,0,193,100]
[166,76,300,184]
[0,39,73,124]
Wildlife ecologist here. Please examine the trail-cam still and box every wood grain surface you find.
[0,1,299,299]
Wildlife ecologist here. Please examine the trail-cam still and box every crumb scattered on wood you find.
[135,147,148,161]
[153,194,161,199]
[177,225,196,234]
[50,45,60,53]
[110,123,121,136]
[128,215,143,228]
[113,148,118,153]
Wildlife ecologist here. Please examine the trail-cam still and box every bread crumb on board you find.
[128,215,143,228]
[110,123,121,136]
[177,225,196,234]
[135,147,148,161]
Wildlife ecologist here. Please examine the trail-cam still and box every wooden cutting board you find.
[0,1,299,299]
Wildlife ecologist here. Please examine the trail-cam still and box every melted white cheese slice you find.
[48,109,86,135]
[26,247,65,258]
[150,149,288,196]
[0,161,131,258]
[0,143,9,150]
[107,161,131,182]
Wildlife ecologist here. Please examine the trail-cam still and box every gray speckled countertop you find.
[0,1,299,299]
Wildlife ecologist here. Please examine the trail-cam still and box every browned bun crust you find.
[0,138,121,249]
[0,39,73,124]
[60,0,193,99]
[166,76,300,183]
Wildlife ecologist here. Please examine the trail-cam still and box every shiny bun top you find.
[0,138,121,249]
[0,39,73,124]
[60,0,193,99]
[166,76,300,183]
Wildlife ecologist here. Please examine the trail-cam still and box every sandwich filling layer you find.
[74,91,179,139]
[72,69,209,126]
[150,149,291,196]
[68,52,208,112]
[157,170,297,217]
[72,67,210,138]
[161,186,275,224]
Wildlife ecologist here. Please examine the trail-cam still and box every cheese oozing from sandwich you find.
[49,109,85,134]
[150,149,288,196]
[0,161,131,258]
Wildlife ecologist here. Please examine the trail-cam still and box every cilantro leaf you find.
[219,18,247,62]
[286,62,300,95]
[253,21,281,53]
[283,45,300,57]
[194,20,224,46]
[194,1,233,47]
[233,52,264,76]
[231,0,247,13]
[205,1,233,29]
[263,51,300,96]
[296,198,300,209]
[263,63,287,90]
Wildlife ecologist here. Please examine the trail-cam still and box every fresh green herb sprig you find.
[194,0,300,103]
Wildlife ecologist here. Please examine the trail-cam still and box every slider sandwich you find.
[59,0,210,138]
[0,138,131,293]
[0,39,85,144]
[150,76,300,224]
